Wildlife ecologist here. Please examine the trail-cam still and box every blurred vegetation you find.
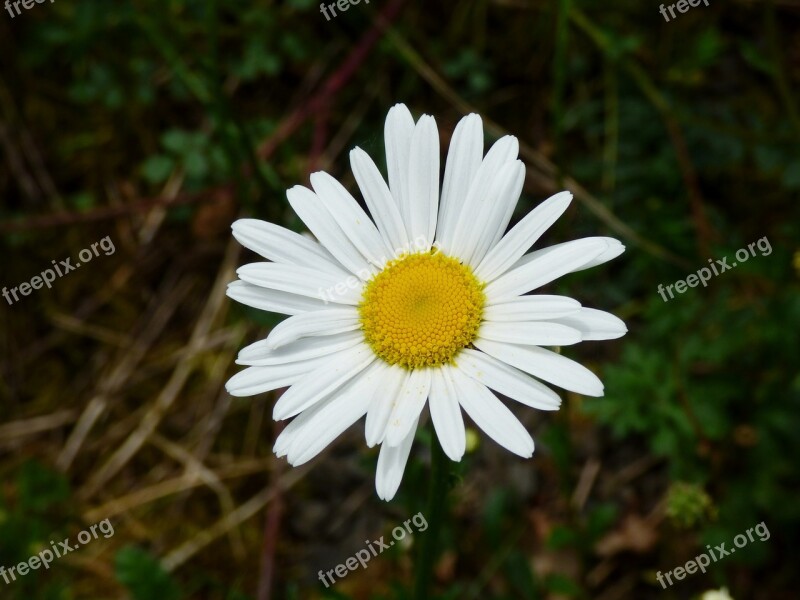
[0,0,798,599]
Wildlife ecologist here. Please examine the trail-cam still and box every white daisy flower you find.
[226,103,626,501]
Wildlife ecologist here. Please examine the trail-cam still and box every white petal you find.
[406,115,440,248]
[574,238,625,271]
[474,338,604,397]
[484,237,609,301]
[447,136,519,258]
[483,295,582,322]
[486,179,528,252]
[476,191,573,282]
[226,355,330,397]
[226,281,330,315]
[450,367,534,458]
[456,348,561,410]
[310,171,391,267]
[466,160,527,267]
[286,185,375,278]
[274,395,333,457]
[350,147,409,252]
[263,308,361,349]
[429,368,466,461]
[478,321,582,346]
[365,364,407,447]
[237,331,363,366]
[272,343,376,420]
[383,368,432,447]
[231,219,347,277]
[511,237,624,273]
[436,114,483,251]
[376,418,418,501]
[384,104,415,229]
[286,361,383,466]
[552,307,627,340]
[236,262,363,305]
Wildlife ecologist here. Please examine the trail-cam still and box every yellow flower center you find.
[359,249,485,370]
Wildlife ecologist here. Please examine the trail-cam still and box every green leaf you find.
[162,129,196,154]
[739,41,776,76]
[184,151,209,179]
[115,546,182,600]
[18,461,70,514]
[141,155,175,184]
[782,159,800,189]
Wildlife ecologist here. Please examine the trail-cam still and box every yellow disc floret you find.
[359,249,485,370]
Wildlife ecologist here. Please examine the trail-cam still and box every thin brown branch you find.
[256,0,408,162]
[0,185,232,234]
[256,421,286,600]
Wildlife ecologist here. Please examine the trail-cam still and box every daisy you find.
[226,103,626,501]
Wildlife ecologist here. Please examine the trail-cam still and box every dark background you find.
[0,0,798,598]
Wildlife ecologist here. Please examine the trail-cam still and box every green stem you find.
[413,433,448,600]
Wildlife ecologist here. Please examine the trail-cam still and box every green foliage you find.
[17,461,71,514]
[0,463,72,600]
[2,0,799,597]
[115,546,183,600]
[666,482,716,529]
[442,49,494,96]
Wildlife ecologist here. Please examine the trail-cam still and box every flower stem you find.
[413,433,448,600]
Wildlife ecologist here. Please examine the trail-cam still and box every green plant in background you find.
[0,463,71,600]
[666,482,716,529]
[115,546,182,600]
[1,0,799,597]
